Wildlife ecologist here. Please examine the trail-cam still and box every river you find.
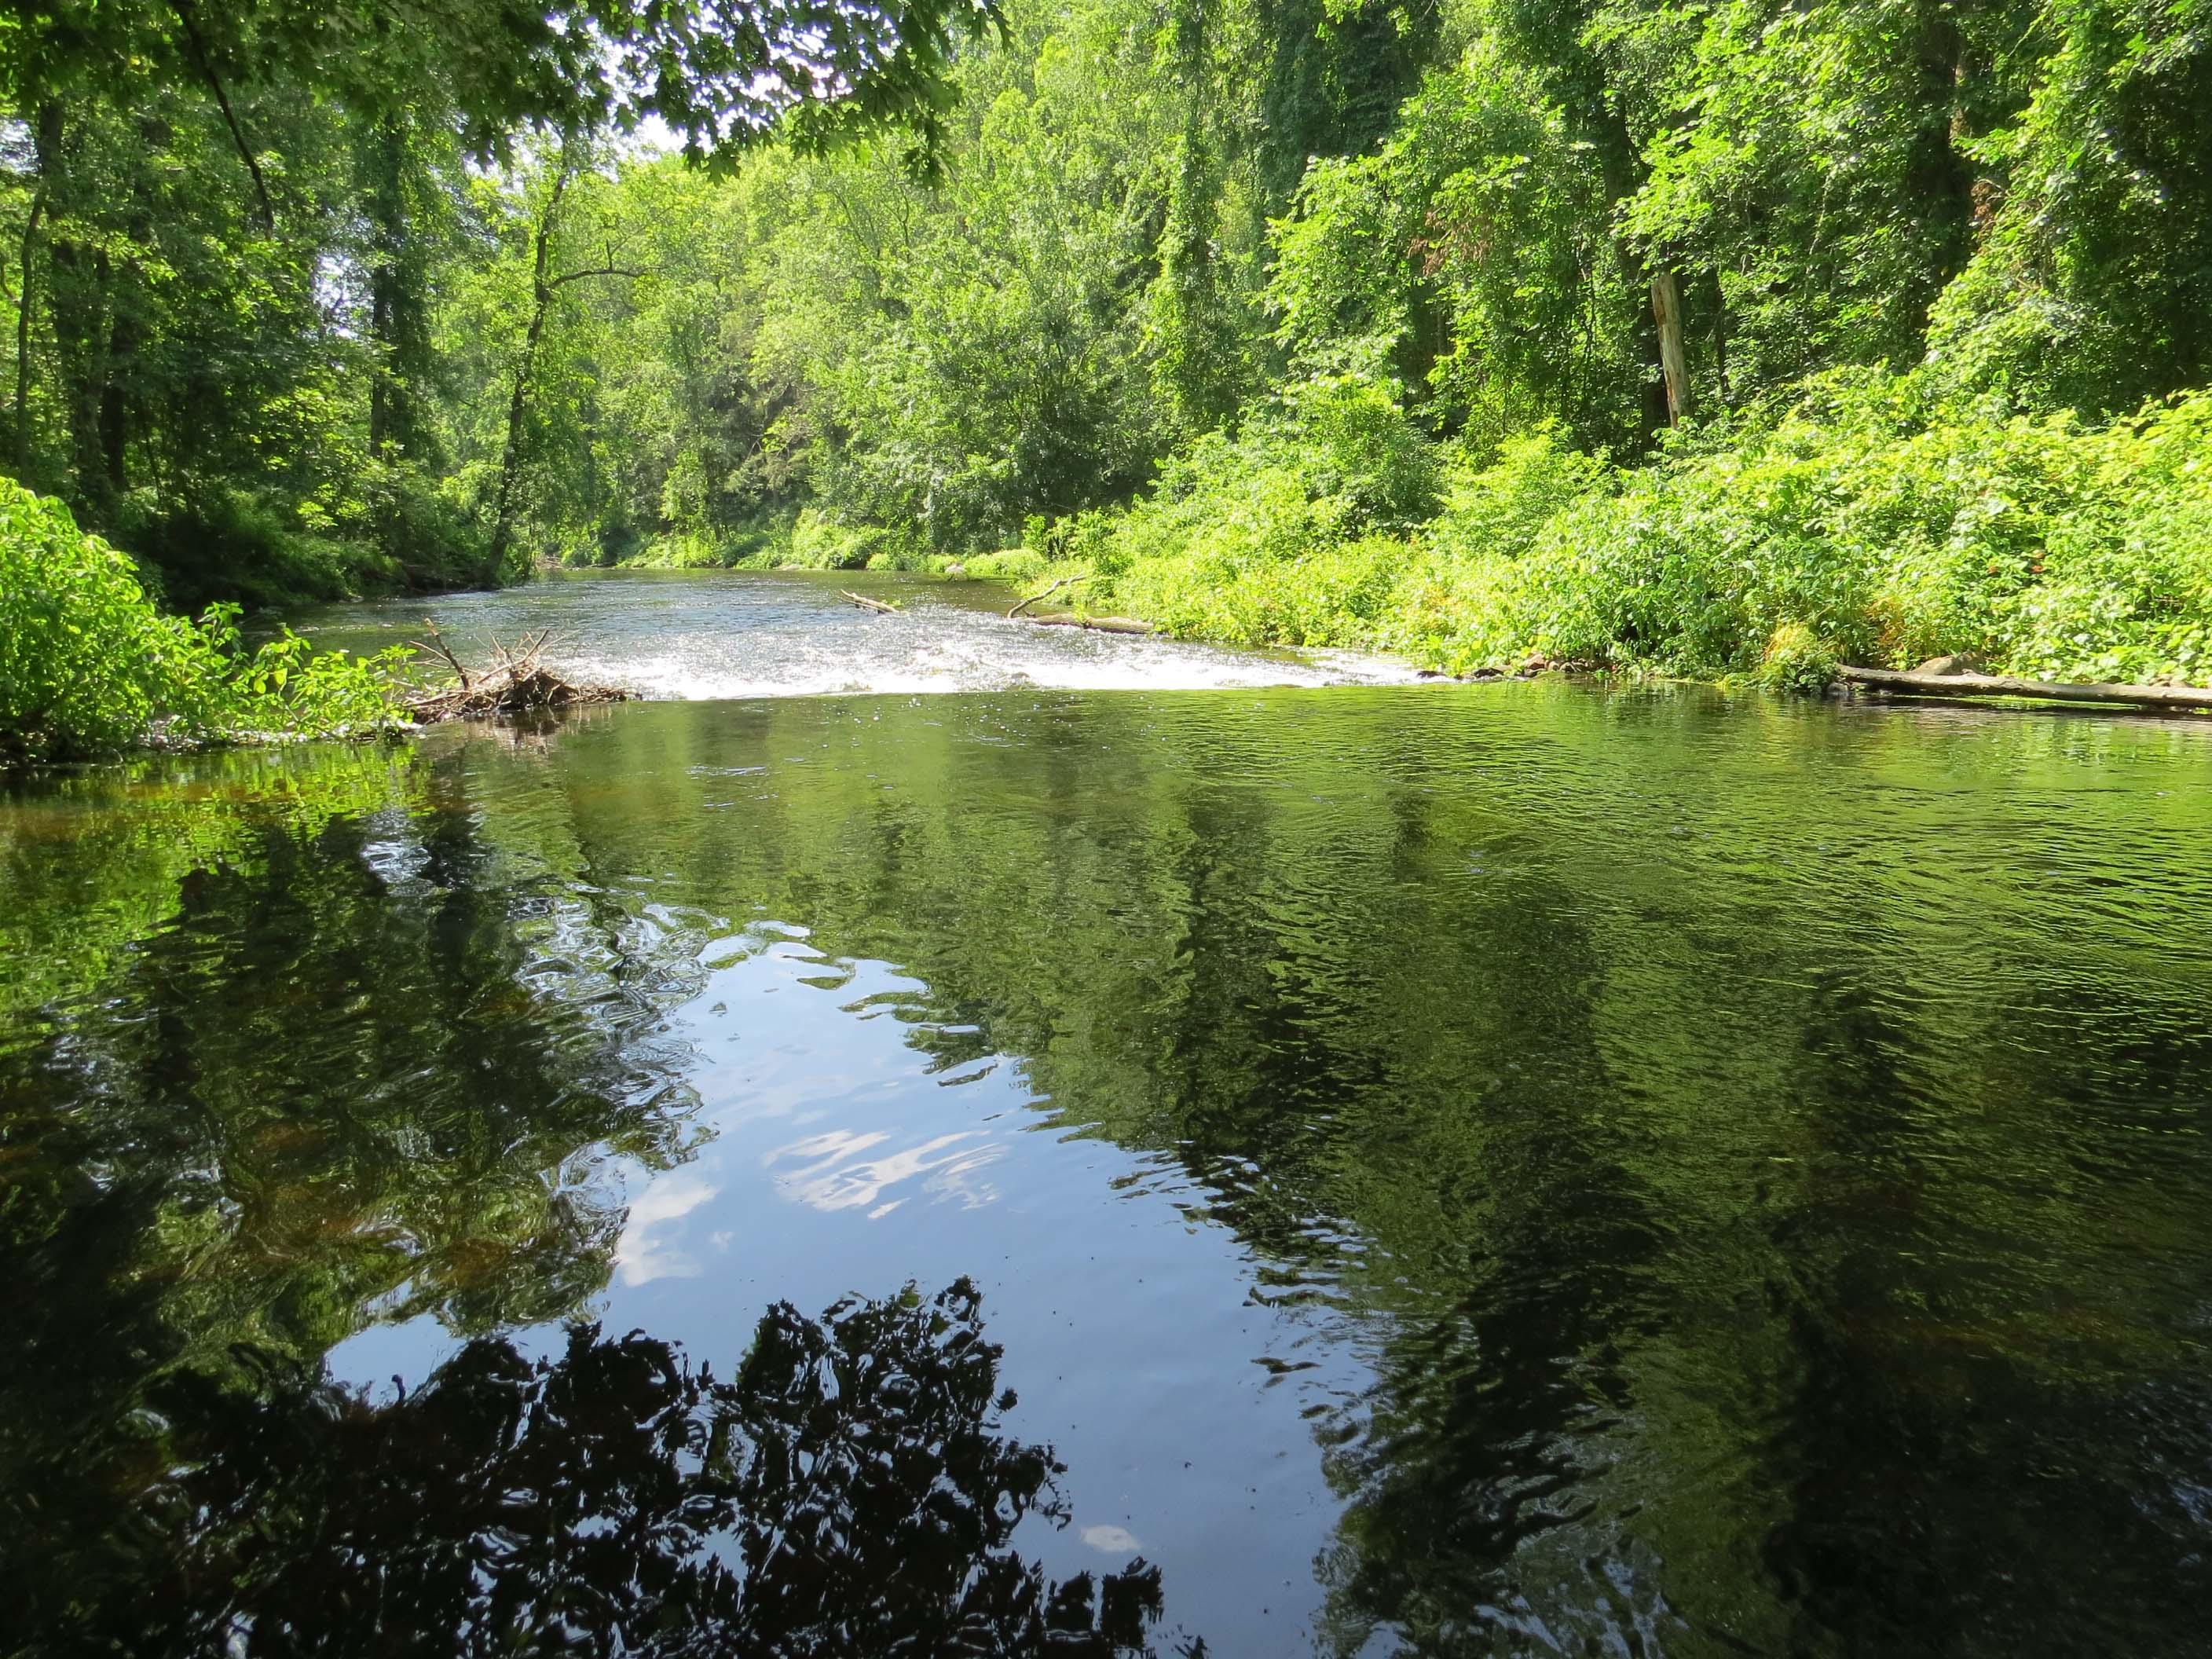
[4,569,2210,1655]
[291,565,1423,698]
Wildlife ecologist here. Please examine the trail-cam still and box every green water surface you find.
[2,683,2209,1655]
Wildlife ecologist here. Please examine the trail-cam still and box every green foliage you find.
[1922,0,2212,411]
[10,0,2212,698]
[787,511,908,570]
[2,481,214,760]
[1,0,1006,168]
[0,478,409,762]
[431,0,1463,569]
[1270,42,1643,446]
[960,549,1047,580]
[621,527,780,569]
[0,0,1014,610]
[1029,374,1435,645]
[1757,621,1841,694]
[1427,379,2212,685]
[1060,375,2212,690]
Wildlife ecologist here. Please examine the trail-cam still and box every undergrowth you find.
[1034,371,2212,689]
[1,479,413,764]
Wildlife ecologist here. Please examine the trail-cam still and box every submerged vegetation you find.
[5,0,2212,720]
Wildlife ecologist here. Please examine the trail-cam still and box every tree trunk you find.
[1705,267,1730,406]
[1839,665,2212,712]
[98,321,128,494]
[1913,2,1982,283]
[368,281,394,459]
[364,115,424,462]
[1022,613,1155,635]
[486,163,572,577]
[14,104,61,471]
[49,240,112,514]
[1650,269,1691,426]
[97,115,165,500]
[39,105,119,514]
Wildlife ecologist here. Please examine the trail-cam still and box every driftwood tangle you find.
[1840,661,2212,713]
[406,624,630,723]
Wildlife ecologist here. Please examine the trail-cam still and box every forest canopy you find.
[3,0,2210,690]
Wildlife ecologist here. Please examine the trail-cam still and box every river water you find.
[291,566,1423,698]
[5,571,2212,1655]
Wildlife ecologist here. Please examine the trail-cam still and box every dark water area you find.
[4,677,2211,1656]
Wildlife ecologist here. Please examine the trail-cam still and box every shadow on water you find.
[1754,969,2212,1655]
[5,685,2212,1654]
[35,1282,1173,1657]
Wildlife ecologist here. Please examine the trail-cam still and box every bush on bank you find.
[0,479,412,764]
[1043,372,2212,689]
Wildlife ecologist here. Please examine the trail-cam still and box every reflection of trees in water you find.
[1283,855,1678,1656]
[28,1281,1181,1657]
[2,795,702,1351]
[608,702,1691,1652]
[17,696,2210,1654]
[859,736,1687,1652]
[1755,974,2212,1657]
[0,792,713,1643]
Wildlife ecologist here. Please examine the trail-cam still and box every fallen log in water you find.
[840,590,901,614]
[405,624,632,723]
[1021,613,1156,635]
[1839,664,2212,712]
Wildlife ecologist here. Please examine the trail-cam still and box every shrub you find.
[1044,371,2212,690]
[788,512,908,570]
[115,486,390,612]
[1031,372,1441,649]
[1441,379,2212,684]
[0,478,410,764]
[1759,622,1841,693]
[108,464,492,611]
[1426,426,1614,564]
[959,550,1046,580]
[1285,375,1441,530]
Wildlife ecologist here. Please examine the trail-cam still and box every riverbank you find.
[591,374,2212,701]
[1006,374,2212,694]
[0,481,416,764]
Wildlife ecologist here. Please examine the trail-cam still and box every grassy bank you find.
[108,474,496,613]
[1020,373,2212,691]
